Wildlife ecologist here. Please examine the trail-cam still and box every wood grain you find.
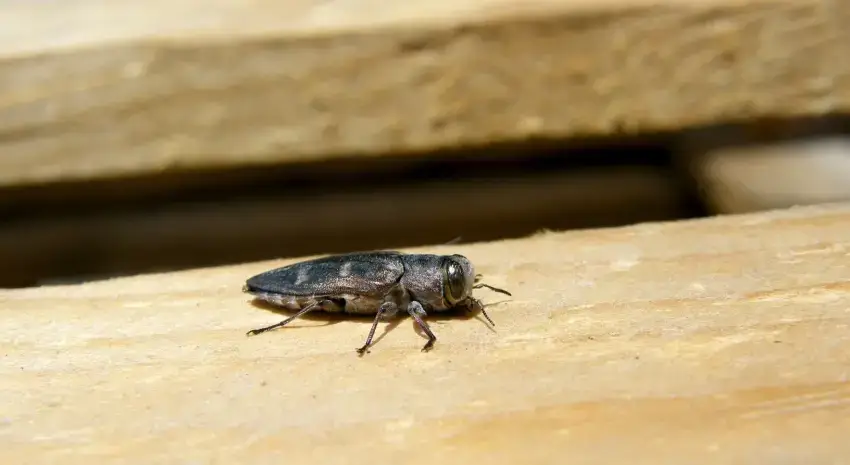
[3,202,850,463]
[1,0,848,187]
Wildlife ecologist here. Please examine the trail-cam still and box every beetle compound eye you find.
[444,260,467,303]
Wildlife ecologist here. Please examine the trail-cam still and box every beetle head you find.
[441,254,476,305]
[441,254,512,327]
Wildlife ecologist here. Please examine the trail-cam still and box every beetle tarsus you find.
[245,323,284,336]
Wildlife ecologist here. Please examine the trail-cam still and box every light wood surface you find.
[676,118,850,213]
[3,202,850,463]
[1,0,848,187]
[693,136,850,212]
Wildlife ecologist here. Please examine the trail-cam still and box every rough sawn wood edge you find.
[0,0,848,187]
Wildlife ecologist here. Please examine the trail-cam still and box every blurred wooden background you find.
[4,1,850,464]
[1,0,849,287]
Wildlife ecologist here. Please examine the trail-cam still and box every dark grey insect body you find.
[242,251,511,354]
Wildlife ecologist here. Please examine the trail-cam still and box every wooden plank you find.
[2,202,850,463]
[675,116,850,213]
[693,136,850,213]
[1,0,848,187]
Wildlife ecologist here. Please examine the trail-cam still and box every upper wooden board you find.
[2,202,850,463]
[0,0,848,187]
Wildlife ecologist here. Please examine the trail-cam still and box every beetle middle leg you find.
[356,301,398,355]
[355,282,408,355]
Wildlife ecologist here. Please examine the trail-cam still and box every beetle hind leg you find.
[246,300,326,336]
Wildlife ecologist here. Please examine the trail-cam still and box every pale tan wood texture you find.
[3,203,850,463]
[1,0,848,187]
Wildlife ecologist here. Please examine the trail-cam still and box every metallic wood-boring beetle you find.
[242,251,511,354]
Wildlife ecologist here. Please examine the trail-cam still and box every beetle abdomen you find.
[248,291,347,313]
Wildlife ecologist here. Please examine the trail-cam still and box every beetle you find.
[242,250,511,354]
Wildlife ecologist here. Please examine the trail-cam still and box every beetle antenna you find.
[479,307,496,326]
[474,283,511,297]
[474,274,483,283]
[467,297,496,326]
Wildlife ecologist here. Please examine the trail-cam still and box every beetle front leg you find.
[407,301,437,352]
